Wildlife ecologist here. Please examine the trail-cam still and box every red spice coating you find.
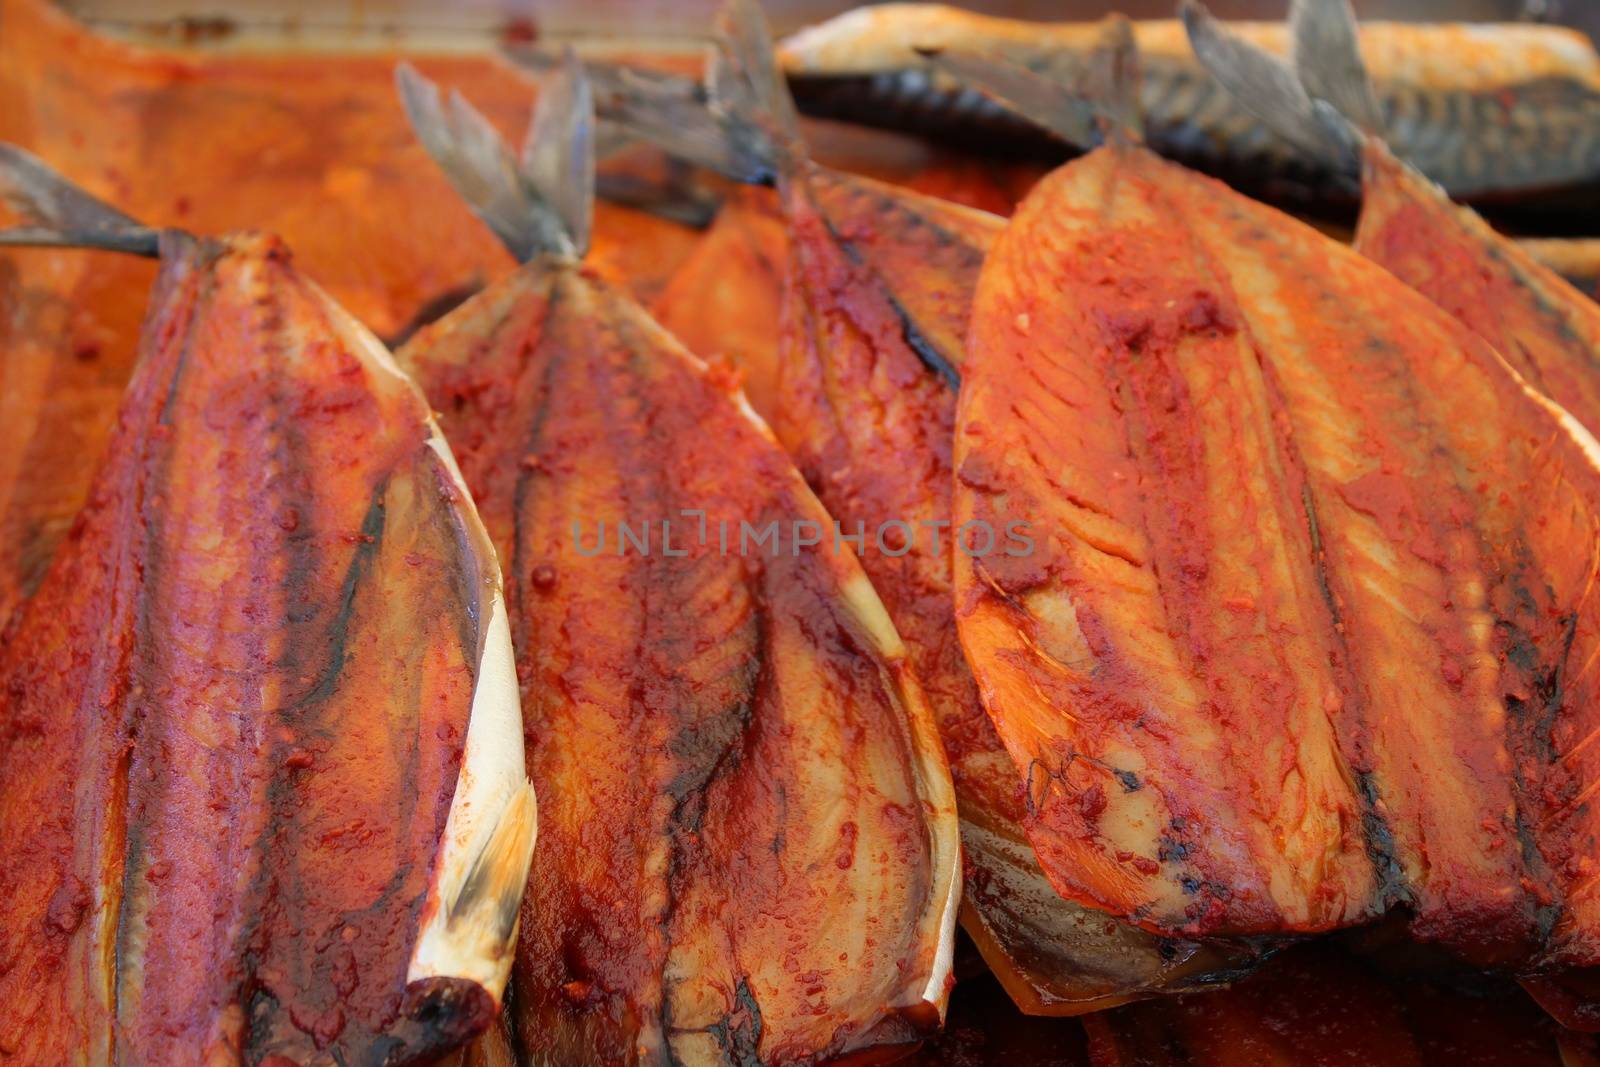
[957,144,1600,977]
[0,235,494,1064]
[399,258,959,1065]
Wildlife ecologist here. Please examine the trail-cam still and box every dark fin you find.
[522,49,595,259]
[1180,0,1359,174]
[581,0,804,188]
[0,144,159,256]
[919,15,1138,150]
[1085,15,1144,147]
[916,50,1097,149]
[1289,0,1383,137]
[711,0,803,160]
[594,171,722,229]
[579,56,781,185]
[396,53,593,262]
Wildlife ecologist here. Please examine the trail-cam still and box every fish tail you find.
[0,144,159,256]
[915,48,1097,149]
[1181,0,1360,174]
[396,51,594,262]
[917,15,1139,150]
[712,0,804,172]
[1289,0,1384,137]
[587,0,805,188]
[408,780,538,1002]
[1086,15,1144,146]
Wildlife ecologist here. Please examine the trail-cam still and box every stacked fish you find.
[5,0,1600,1063]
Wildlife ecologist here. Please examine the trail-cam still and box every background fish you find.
[780,4,1600,228]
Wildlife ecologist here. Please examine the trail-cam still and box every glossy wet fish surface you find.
[0,233,525,1065]
[956,142,1600,978]
[399,253,962,1067]
[768,159,1271,1013]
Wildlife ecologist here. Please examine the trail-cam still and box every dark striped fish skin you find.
[398,255,961,1067]
[781,6,1600,207]
[0,232,528,1066]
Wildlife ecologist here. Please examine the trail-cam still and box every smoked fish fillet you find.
[776,163,1268,1014]
[0,157,534,1065]
[603,0,1273,1015]
[955,122,1600,968]
[0,0,703,633]
[395,57,961,1064]
[0,248,142,628]
[1354,154,1600,437]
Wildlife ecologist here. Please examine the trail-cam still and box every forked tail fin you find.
[915,49,1097,150]
[918,15,1142,151]
[396,49,594,262]
[582,0,806,188]
[1180,0,1362,174]
[1289,0,1384,137]
[0,144,160,256]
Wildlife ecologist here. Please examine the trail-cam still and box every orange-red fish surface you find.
[399,248,961,1065]
[956,141,1600,979]
[0,232,527,1064]
[652,187,790,423]
[766,149,1270,1013]
[1355,142,1600,437]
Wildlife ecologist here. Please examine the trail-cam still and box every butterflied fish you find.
[951,29,1600,978]
[394,53,961,1064]
[779,3,1600,214]
[1190,0,1600,1021]
[0,0,710,650]
[0,149,534,1064]
[598,0,1274,1017]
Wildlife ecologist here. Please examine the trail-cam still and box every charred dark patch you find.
[385,281,486,348]
[1354,770,1410,909]
[821,216,962,391]
[286,480,389,713]
[706,977,765,1067]
[388,978,497,1066]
